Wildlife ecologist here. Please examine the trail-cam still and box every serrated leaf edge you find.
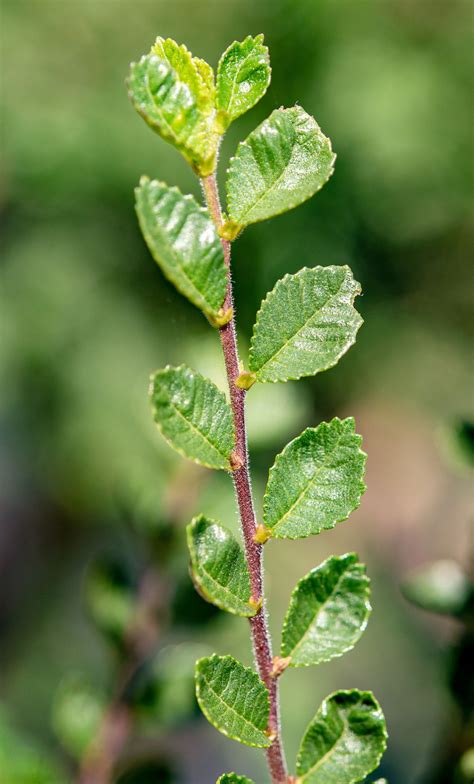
[249,265,363,383]
[296,689,388,780]
[216,34,271,121]
[187,516,256,617]
[281,553,372,665]
[195,654,271,748]
[226,106,336,231]
[149,364,235,471]
[135,176,226,318]
[263,417,367,540]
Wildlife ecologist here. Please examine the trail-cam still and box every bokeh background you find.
[1,0,473,782]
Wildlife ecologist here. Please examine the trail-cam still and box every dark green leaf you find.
[195,654,271,748]
[128,38,219,175]
[281,554,371,666]
[263,417,366,539]
[216,35,270,130]
[149,365,235,470]
[249,266,362,383]
[217,775,255,784]
[223,106,335,237]
[135,178,227,319]
[296,690,387,784]
[187,515,256,617]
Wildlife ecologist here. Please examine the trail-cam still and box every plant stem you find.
[201,173,288,784]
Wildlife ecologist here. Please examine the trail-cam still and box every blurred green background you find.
[1,0,473,782]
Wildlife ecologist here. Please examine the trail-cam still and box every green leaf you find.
[135,178,227,319]
[281,553,371,666]
[217,776,255,784]
[263,417,366,539]
[223,106,335,238]
[216,35,271,130]
[128,38,219,176]
[249,266,362,383]
[402,559,473,617]
[187,515,256,617]
[52,675,105,760]
[296,690,387,784]
[195,654,271,748]
[149,365,235,470]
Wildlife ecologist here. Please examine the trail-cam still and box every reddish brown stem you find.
[201,174,288,784]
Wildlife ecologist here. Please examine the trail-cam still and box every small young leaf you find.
[195,654,271,748]
[296,690,387,784]
[52,675,106,760]
[224,106,335,237]
[149,365,234,470]
[263,417,366,539]
[128,40,219,175]
[281,553,371,666]
[187,515,256,617]
[135,178,227,319]
[249,266,362,383]
[216,35,271,130]
[217,776,256,784]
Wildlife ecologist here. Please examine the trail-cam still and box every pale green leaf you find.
[217,775,255,784]
[216,35,271,130]
[263,417,366,539]
[281,553,371,666]
[249,266,362,383]
[149,365,234,470]
[402,559,472,617]
[296,690,387,784]
[52,675,105,760]
[195,654,271,748]
[223,106,335,237]
[135,177,227,318]
[128,39,219,176]
[187,515,256,617]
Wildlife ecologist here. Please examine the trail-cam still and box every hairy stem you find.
[201,173,288,784]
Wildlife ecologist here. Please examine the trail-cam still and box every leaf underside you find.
[263,417,366,539]
[128,38,219,175]
[149,365,234,470]
[296,690,387,784]
[195,655,271,748]
[187,516,256,617]
[281,553,371,666]
[225,106,335,234]
[136,177,227,318]
[216,34,271,128]
[249,265,363,383]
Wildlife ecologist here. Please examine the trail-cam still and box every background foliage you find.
[1,1,472,782]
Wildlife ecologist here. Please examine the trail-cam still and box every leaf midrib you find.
[300,717,349,780]
[195,548,252,611]
[287,565,353,658]
[224,45,260,115]
[165,391,231,467]
[268,427,347,533]
[200,671,268,742]
[252,273,350,376]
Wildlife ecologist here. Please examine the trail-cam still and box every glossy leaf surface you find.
[216,35,270,129]
[149,365,234,470]
[281,553,371,666]
[128,38,219,175]
[249,266,362,383]
[217,776,255,784]
[263,417,366,539]
[195,655,271,747]
[136,177,227,318]
[296,690,387,784]
[187,515,256,616]
[224,106,335,237]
